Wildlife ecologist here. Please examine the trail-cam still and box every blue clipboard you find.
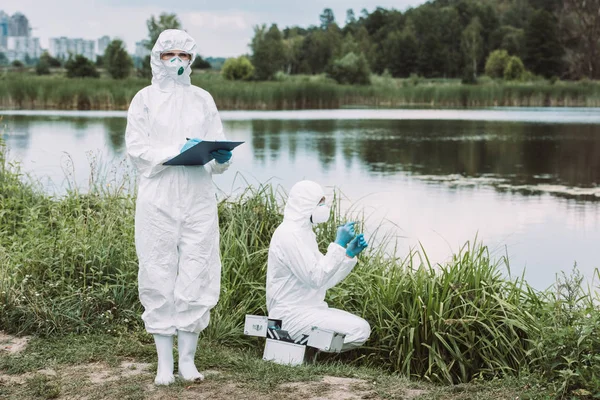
[163,140,244,166]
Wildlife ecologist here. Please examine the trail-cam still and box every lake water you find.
[1,108,599,291]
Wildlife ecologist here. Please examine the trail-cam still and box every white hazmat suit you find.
[266,181,371,351]
[125,29,229,385]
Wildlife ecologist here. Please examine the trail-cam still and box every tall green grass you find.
[1,72,599,110]
[1,137,599,394]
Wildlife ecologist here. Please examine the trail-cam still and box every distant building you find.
[6,36,42,62]
[97,35,110,56]
[0,11,9,49]
[0,10,41,62]
[8,12,29,37]
[49,36,95,61]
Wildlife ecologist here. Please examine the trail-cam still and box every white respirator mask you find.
[162,56,190,80]
[311,204,331,224]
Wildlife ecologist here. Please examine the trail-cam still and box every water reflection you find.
[246,119,600,196]
[2,116,600,199]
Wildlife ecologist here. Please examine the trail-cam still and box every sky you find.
[2,0,427,57]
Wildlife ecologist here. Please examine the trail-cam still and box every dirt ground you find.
[0,332,428,400]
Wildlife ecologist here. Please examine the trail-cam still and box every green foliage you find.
[528,268,600,398]
[65,55,99,78]
[524,10,564,79]
[145,13,181,50]
[40,52,61,68]
[383,30,418,78]
[11,60,24,69]
[320,8,335,29]
[0,52,8,66]
[104,39,133,79]
[221,57,255,81]
[192,56,211,70]
[462,17,484,80]
[504,56,526,81]
[251,24,286,80]
[485,49,510,78]
[35,60,50,76]
[327,52,371,85]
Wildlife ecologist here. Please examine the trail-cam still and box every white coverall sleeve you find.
[323,256,357,290]
[125,93,182,178]
[275,239,355,289]
[203,96,231,175]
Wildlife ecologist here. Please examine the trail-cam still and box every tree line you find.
[243,0,599,82]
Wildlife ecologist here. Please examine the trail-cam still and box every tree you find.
[192,56,211,70]
[383,29,418,78]
[504,55,526,80]
[524,10,564,79]
[485,49,510,78]
[35,59,50,75]
[345,9,356,25]
[221,56,254,81]
[104,39,133,79]
[461,17,483,81]
[251,24,286,80]
[146,13,182,50]
[96,55,104,67]
[11,60,24,69]
[562,0,600,79]
[0,53,8,66]
[65,55,100,78]
[320,8,335,29]
[40,52,61,68]
[327,52,371,85]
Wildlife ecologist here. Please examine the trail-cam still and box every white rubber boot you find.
[153,334,175,385]
[177,330,204,382]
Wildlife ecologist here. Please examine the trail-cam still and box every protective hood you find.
[151,29,197,89]
[283,181,325,227]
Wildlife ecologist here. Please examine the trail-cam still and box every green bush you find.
[485,49,510,79]
[35,61,50,76]
[221,56,255,81]
[327,52,371,85]
[504,56,526,81]
[65,55,99,79]
[528,269,600,398]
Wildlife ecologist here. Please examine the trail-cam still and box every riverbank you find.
[1,72,599,110]
[1,138,599,398]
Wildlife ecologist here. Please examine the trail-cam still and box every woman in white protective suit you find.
[267,180,371,351]
[125,29,232,385]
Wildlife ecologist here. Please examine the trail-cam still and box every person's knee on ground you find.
[341,317,371,351]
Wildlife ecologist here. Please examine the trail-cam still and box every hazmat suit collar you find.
[283,181,325,229]
[150,29,197,92]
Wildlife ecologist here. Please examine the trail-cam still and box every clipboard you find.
[163,140,244,166]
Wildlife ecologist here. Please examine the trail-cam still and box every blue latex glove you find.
[211,149,232,164]
[346,234,368,258]
[335,222,356,248]
[181,138,201,153]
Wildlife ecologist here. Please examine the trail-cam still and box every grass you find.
[1,136,599,398]
[1,70,599,110]
[0,333,556,399]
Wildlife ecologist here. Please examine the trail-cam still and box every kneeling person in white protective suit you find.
[125,30,232,385]
[267,180,371,351]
